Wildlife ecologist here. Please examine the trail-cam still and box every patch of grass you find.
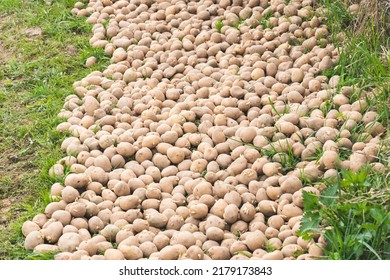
[0,0,110,259]
[299,0,390,260]
[258,11,273,30]
[215,19,223,33]
[264,241,277,253]
[320,0,389,123]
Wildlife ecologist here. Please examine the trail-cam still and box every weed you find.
[299,168,390,260]
[264,241,277,253]
[258,11,273,30]
[215,19,223,33]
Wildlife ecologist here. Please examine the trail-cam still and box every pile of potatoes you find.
[22,0,387,260]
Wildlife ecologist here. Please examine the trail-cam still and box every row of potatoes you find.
[22,0,386,260]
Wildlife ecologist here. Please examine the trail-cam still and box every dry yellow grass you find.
[350,0,390,38]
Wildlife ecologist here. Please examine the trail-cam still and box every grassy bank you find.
[299,0,389,260]
[0,0,109,259]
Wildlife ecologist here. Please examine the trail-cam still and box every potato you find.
[42,221,63,244]
[239,127,257,143]
[49,164,65,177]
[230,220,248,235]
[238,169,258,185]
[24,230,44,250]
[34,244,60,254]
[57,232,81,252]
[153,234,170,251]
[66,202,86,218]
[78,239,98,256]
[54,252,72,260]
[206,226,225,242]
[262,250,284,260]
[21,0,371,258]
[159,245,180,260]
[204,215,226,232]
[94,155,112,172]
[349,152,367,172]
[316,127,338,143]
[171,231,196,248]
[224,191,242,208]
[276,121,298,135]
[190,159,208,173]
[132,218,149,233]
[167,147,185,164]
[64,173,90,188]
[192,181,213,198]
[190,203,208,219]
[61,186,80,203]
[227,156,248,176]
[117,142,136,158]
[69,218,87,231]
[267,215,285,230]
[118,195,140,211]
[207,246,230,260]
[245,230,266,251]
[281,244,304,258]
[262,162,282,177]
[239,202,256,222]
[135,147,153,163]
[298,165,323,182]
[88,216,104,234]
[104,248,125,260]
[44,202,64,218]
[166,214,184,230]
[321,150,340,169]
[22,221,41,237]
[258,200,278,216]
[280,176,302,194]
[186,245,204,260]
[281,203,303,219]
[223,204,239,224]
[228,240,247,255]
[100,224,120,241]
[145,210,168,228]
[118,244,143,260]
[142,135,162,149]
[308,243,325,257]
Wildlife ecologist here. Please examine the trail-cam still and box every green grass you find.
[298,0,390,260]
[215,19,223,33]
[320,0,390,123]
[0,0,110,259]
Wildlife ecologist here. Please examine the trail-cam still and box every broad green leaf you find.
[320,183,339,207]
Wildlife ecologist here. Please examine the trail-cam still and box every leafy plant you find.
[299,168,390,260]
